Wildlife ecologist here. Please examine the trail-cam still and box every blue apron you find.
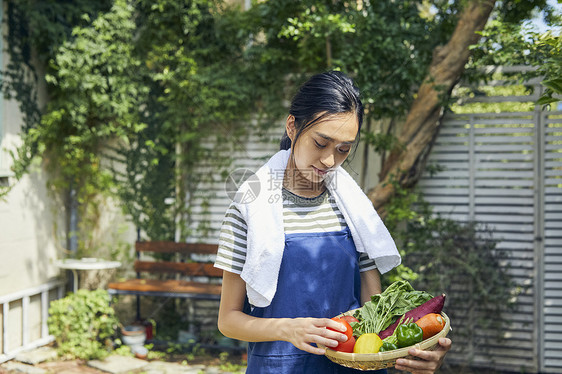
[245,228,387,374]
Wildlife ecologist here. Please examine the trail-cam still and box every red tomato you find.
[328,317,353,340]
[334,335,356,353]
[328,317,354,352]
[340,315,359,324]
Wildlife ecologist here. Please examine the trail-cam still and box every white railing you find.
[0,280,65,363]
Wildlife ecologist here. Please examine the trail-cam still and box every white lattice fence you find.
[541,112,562,371]
[419,110,562,373]
[188,123,284,243]
[0,280,64,363]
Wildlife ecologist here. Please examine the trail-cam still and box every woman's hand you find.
[394,337,452,373]
[284,317,349,355]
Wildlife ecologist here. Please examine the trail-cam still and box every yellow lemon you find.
[353,333,383,354]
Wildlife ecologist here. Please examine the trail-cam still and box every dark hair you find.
[280,71,364,151]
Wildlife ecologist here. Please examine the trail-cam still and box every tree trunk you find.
[367,0,496,216]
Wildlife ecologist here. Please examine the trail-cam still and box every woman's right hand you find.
[284,317,349,355]
[218,272,349,355]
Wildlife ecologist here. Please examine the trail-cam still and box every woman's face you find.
[286,112,358,188]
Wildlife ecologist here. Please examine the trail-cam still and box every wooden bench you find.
[108,241,222,321]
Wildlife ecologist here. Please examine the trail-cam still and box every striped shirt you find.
[214,187,377,274]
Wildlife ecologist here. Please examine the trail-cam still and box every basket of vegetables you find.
[318,281,451,371]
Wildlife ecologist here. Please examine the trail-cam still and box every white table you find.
[55,258,122,292]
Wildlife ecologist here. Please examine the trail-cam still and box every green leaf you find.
[537,95,559,105]
[542,78,562,94]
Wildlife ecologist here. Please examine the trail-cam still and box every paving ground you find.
[0,347,514,374]
[0,348,246,374]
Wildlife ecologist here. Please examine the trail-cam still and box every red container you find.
[144,322,153,340]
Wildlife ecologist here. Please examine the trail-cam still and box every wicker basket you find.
[318,311,451,371]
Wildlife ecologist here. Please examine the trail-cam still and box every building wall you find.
[0,2,136,357]
[0,20,66,355]
[0,70,61,297]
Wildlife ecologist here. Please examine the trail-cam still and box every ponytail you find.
[279,131,292,150]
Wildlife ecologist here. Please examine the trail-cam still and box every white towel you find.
[233,149,401,308]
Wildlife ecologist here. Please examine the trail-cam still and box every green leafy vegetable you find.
[353,280,432,336]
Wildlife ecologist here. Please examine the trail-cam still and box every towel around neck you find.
[230,149,401,308]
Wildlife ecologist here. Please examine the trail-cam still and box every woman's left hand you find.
[394,337,452,373]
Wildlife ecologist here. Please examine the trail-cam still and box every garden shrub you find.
[48,289,119,360]
[384,187,520,359]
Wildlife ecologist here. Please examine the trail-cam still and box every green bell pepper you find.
[379,341,398,352]
[396,323,423,348]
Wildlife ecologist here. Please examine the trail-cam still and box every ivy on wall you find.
[1,0,262,247]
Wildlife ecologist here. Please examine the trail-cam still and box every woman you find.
[215,71,451,373]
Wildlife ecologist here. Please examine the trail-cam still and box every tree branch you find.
[368,0,496,216]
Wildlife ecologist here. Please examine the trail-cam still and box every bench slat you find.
[135,241,218,255]
[108,279,222,295]
[111,241,222,323]
[134,261,223,278]
[108,288,221,299]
